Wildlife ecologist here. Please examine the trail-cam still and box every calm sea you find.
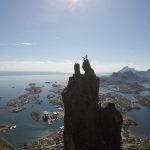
[0,72,69,147]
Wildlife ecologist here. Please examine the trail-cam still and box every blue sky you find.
[0,0,150,72]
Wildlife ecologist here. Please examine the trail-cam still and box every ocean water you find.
[128,105,150,137]
[0,73,69,147]
[0,72,150,147]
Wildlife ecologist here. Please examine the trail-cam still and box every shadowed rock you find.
[100,103,123,150]
[74,63,80,76]
[62,57,122,150]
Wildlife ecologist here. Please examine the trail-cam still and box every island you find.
[5,84,43,113]
[0,124,16,132]
[31,111,64,125]
[137,95,150,107]
[100,93,133,113]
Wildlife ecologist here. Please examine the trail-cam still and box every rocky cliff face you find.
[62,58,122,150]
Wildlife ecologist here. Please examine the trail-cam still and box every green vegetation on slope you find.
[0,136,16,150]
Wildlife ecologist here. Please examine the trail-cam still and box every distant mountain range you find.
[101,66,150,94]
[119,66,137,73]
[118,66,150,81]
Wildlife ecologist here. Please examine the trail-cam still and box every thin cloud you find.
[20,42,32,46]
[0,42,32,47]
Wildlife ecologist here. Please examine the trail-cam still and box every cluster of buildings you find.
[21,126,64,150]
[42,110,64,125]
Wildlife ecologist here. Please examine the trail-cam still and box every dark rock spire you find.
[62,57,122,150]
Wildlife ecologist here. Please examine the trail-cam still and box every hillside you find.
[0,136,16,150]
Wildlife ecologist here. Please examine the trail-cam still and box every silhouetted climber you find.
[82,54,87,62]
[86,54,88,59]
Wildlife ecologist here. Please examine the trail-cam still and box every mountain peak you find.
[147,69,150,72]
[119,66,136,73]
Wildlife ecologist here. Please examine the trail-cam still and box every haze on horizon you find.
[0,0,150,73]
